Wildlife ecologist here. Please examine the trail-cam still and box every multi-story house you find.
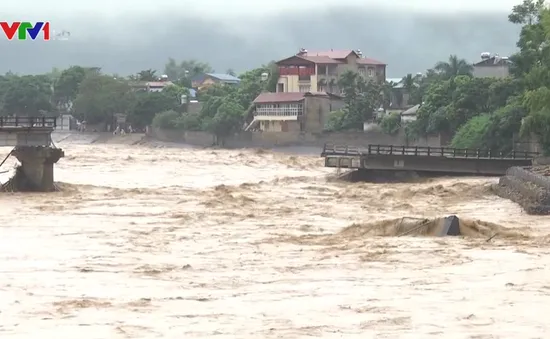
[275,49,386,94]
[246,92,343,132]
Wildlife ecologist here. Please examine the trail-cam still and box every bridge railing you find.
[0,116,56,128]
[321,143,539,160]
[367,144,539,159]
[321,143,362,156]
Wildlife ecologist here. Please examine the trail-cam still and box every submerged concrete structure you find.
[11,146,64,191]
[321,143,538,176]
[0,116,63,192]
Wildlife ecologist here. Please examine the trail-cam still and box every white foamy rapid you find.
[1,138,550,338]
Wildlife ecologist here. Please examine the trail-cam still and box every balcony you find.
[254,105,303,120]
[279,67,315,76]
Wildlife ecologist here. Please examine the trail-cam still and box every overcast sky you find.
[6,0,519,16]
[1,0,523,76]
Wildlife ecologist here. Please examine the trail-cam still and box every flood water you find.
[1,139,550,338]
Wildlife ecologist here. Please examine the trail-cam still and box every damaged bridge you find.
[0,116,64,192]
[321,143,537,176]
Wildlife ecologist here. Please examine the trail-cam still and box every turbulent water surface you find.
[1,137,550,338]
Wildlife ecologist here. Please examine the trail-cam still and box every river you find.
[1,140,550,338]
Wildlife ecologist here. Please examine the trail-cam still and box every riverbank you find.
[494,166,550,214]
[52,131,147,145]
[147,127,443,149]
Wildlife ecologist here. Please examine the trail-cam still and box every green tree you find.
[508,0,546,77]
[162,84,189,109]
[515,6,550,154]
[164,58,214,87]
[380,112,402,135]
[1,75,52,116]
[434,55,473,79]
[152,110,181,129]
[324,109,346,131]
[54,66,96,112]
[129,91,179,128]
[334,70,382,130]
[508,0,545,24]
[176,113,202,131]
[72,73,134,124]
[382,81,400,109]
[411,75,504,138]
[205,100,244,145]
[136,69,158,81]
[451,114,491,149]
[409,69,441,105]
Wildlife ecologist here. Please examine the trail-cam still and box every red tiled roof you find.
[253,92,331,104]
[276,50,386,66]
[357,58,386,65]
[306,50,357,59]
[301,56,342,64]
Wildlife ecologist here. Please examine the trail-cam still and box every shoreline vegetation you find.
[0,1,549,155]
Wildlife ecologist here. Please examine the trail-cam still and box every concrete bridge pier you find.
[12,146,64,191]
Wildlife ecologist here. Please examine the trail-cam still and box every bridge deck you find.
[321,143,537,175]
[0,117,56,147]
[0,116,56,131]
[321,143,538,160]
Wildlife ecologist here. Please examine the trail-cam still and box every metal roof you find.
[206,73,241,82]
[401,104,420,116]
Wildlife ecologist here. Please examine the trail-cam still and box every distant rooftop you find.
[206,73,241,82]
[474,56,512,67]
[253,91,339,104]
[277,49,386,66]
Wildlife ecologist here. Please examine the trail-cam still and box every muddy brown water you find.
[2,141,550,338]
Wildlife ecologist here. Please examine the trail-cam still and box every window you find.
[368,68,374,77]
[277,83,284,92]
[359,67,366,76]
[299,85,311,92]
[318,65,327,75]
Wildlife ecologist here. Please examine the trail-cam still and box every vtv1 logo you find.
[0,22,50,40]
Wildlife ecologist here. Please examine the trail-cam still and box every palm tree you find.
[401,74,417,93]
[137,69,157,81]
[434,55,473,79]
[381,81,395,109]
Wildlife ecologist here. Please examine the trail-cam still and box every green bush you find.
[175,113,202,131]
[380,112,401,135]
[324,110,346,131]
[151,110,181,129]
[451,114,490,149]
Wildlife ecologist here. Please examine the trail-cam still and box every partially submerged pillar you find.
[12,146,64,191]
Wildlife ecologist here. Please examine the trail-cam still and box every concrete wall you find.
[473,65,510,78]
[149,127,442,149]
[259,120,301,133]
[303,96,343,133]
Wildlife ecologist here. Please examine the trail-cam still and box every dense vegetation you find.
[1,0,549,151]
[0,60,278,144]
[396,0,550,154]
